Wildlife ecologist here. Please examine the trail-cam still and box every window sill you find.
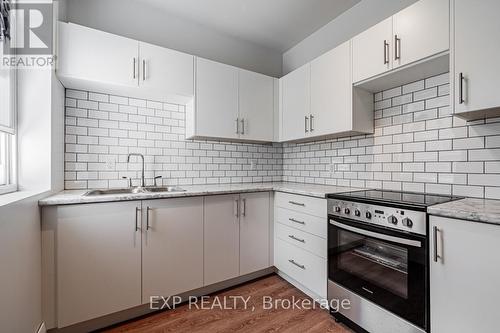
[0,189,51,208]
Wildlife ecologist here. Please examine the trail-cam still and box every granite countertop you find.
[428,198,500,225]
[38,182,361,206]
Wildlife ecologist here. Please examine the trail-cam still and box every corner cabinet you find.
[186,57,276,142]
[453,0,500,120]
[281,41,373,142]
[430,216,500,332]
[57,22,194,104]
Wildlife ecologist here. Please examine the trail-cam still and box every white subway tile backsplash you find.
[282,73,500,199]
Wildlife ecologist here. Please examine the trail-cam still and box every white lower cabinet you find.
[273,193,327,299]
[430,216,500,333]
[204,192,271,285]
[55,201,142,328]
[142,197,204,303]
[239,192,271,275]
[204,194,241,285]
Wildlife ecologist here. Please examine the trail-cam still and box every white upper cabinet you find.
[238,69,275,142]
[352,18,393,83]
[194,58,239,140]
[281,63,311,141]
[58,22,139,88]
[393,0,449,68]
[138,42,194,98]
[453,0,500,119]
[57,22,194,103]
[352,0,449,85]
[311,41,352,136]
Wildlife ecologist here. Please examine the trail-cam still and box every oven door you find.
[328,216,427,330]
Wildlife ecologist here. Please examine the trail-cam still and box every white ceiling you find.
[139,0,361,52]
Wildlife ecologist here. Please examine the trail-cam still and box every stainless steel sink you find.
[144,186,186,193]
[84,186,185,196]
[84,188,146,196]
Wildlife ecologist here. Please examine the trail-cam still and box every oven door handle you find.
[330,220,422,248]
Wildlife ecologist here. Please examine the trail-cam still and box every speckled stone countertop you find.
[38,182,362,206]
[428,198,500,225]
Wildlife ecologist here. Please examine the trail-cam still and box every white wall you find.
[282,0,418,74]
[64,0,283,77]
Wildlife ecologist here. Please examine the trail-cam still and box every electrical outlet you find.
[329,164,336,173]
[250,160,257,170]
[105,156,116,171]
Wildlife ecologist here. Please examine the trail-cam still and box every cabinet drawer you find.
[274,238,327,298]
[275,207,326,238]
[275,192,326,218]
[275,222,326,259]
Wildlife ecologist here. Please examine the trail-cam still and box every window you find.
[0,38,17,195]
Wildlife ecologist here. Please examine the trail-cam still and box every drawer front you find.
[274,238,327,298]
[275,222,327,259]
[275,207,327,238]
[275,192,326,218]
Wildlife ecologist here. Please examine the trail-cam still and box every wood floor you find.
[101,274,353,333]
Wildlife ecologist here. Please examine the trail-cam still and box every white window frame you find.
[0,34,18,195]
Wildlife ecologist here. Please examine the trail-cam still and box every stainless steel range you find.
[327,190,461,333]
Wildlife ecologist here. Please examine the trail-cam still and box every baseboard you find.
[276,270,328,309]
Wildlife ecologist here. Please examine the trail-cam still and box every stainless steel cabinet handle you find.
[142,59,146,81]
[394,35,401,60]
[304,116,309,133]
[241,198,246,216]
[383,40,389,64]
[289,218,305,225]
[433,226,441,262]
[240,119,245,135]
[132,58,137,79]
[146,206,151,230]
[234,198,239,217]
[135,207,141,231]
[459,72,465,104]
[288,259,305,270]
[288,200,305,207]
[235,118,239,134]
[288,235,305,243]
[310,114,314,132]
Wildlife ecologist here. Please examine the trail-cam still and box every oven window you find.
[336,229,408,299]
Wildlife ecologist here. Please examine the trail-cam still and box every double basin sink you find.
[84,186,185,196]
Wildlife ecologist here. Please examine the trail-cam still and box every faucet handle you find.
[122,176,133,188]
[154,176,162,187]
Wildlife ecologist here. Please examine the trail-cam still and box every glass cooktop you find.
[327,190,463,209]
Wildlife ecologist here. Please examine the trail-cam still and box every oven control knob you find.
[388,215,398,225]
[335,206,341,213]
[355,209,361,217]
[402,218,413,228]
[365,211,372,219]
[344,208,350,215]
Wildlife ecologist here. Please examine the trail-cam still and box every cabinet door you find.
[454,0,500,115]
[142,197,203,303]
[352,17,393,83]
[139,42,194,97]
[204,194,240,285]
[240,192,270,275]
[393,0,449,68]
[56,201,141,328]
[58,22,139,88]
[311,41,352,136]
[238,70,274,142]
[195,58,239,139]
[281,63,311,141]
[430,216,500,332]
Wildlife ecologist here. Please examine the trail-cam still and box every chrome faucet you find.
[127,153,145,187]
